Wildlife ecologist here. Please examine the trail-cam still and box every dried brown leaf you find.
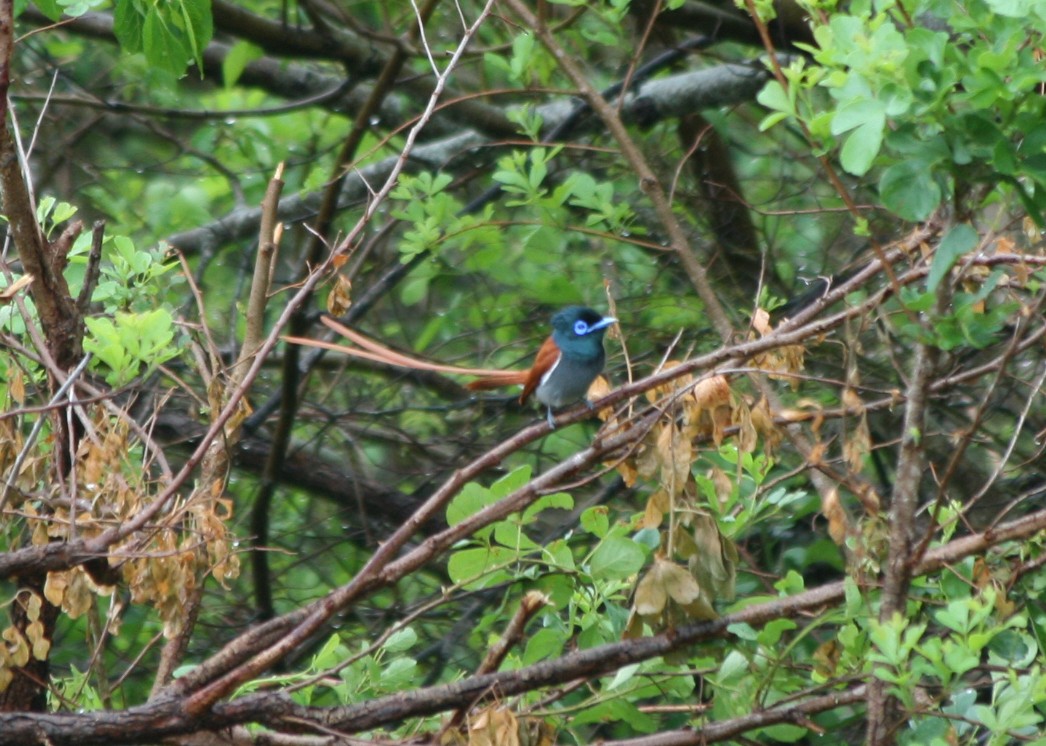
[691,375,731,410]
[844,412,870,472]
[3,627,29,667]
[9,370,24,404]
[657,424,691,496]
[709,466,732,508]
[634,564,668,617]
[813,639,841,678]
[468,706,520,746]
[660,560,702,606]
[822,487,849,545]
[44,572,68,607]
[645,361,692,404]
[641,489,669,529]
[26,621,49,660]
[734,397,757,454]
[690,514,736,602]
[326,273,352,317]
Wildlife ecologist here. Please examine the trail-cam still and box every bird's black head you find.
[550,306,616,355]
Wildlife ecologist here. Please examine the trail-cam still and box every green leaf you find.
[759,724,808,743]
[984,0,1039,17]
[113,0,145,52]
[522,627,565,665]
[176,0,213,73]
[588,537,645,580]
[381,627,418,653]
[493,520,539,551]
[143,8,191,77]
[27,0,62,20]
[446,482,497,528]
[833,100,885,176]
[756,80,794,118]
[757,618,798,646]
[311,634,344,670]
[580,506,609,538]
[222,41,263,88]
[879,160,941,221]
[378,657,416,690]
[446,546,516,588]
[83,308,178,386]
[927,224,978,292]
[491,465,532,497]
[521,491,573,524]
[572,698,656,732]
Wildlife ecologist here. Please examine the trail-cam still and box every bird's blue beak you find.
[591,317,617,332]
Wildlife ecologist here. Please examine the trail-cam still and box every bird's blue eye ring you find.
[573,320,589,336]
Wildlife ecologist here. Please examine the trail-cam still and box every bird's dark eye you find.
[573,319,589,336]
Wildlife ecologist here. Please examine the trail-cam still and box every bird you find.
[466,306,617,427]
[287,306,617,428]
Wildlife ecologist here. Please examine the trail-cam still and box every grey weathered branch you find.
[166,61,768,256]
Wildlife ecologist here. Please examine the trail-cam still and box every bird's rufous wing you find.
[517,336,559,404]
[467,336,558,400]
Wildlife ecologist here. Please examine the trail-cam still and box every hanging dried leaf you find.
[750,308,805,383]
[691,374,731,410]
[657,424,691,497]
[641,489,670,529]
[813,639,841,679]
[841,387,865,414]
[9,369,24,404]
[854,483,881,515]
[587,375,615,423]
[671,519,700,561]
[44,572,68,607]
[635,434,661,481]
[684,374,733,442]
[645,361,692,404]
[28,504,49,546]
[225,398,253,439]
[634,562,669,616]
[749,396,782,455]
[23,591,42,623]
[752,307,772,335]
[615,458,639,487]
[520,718,556,746]
[734,396,757,454]
[26,620,50,660]
[467,706,521,746]
[3,626,29,667]
[821,487,849,545]
[709,466,733,508]
[710,401,733,446]
[64,569,94,619]
[679,594,718,622]
[660,559,702,606]
[634,556,716,628]
[690,514,736,603]
[327,272,352,317]
[844,411,871,473]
